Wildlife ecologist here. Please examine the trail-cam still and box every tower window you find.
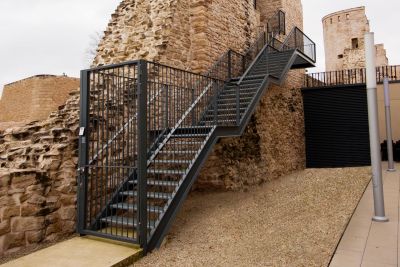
[330,18,333,24]
[352,38,359,49]
[338,54,344,59]
[338,16,340,22]
[346,14,350,20]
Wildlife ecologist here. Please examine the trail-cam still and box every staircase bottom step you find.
[110,203,165,213]
[101,216,156,229]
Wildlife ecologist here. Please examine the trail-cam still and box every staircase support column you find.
[137,60,148,250]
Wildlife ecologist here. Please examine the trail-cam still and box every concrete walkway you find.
[330,163,400,267]
[1,236,142,267]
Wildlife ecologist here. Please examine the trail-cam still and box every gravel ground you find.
[135,167,371,267]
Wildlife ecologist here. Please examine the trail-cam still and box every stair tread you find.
[171,134,208,138]
[158,150,198,154]
[129,179,180,187]
[110,203,164,213]
[152,159,192,164]
[101,216,137,227]
[148,169,186,175]
[120,191,173,200]
[100,216,156,228]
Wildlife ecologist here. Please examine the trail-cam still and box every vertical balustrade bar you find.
[137,60,148,250]
[236,83,240,125]
[228,50,232,80]
[165,85,169,128]
[77,70,90,234]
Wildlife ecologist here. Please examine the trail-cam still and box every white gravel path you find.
[135,167,371,267]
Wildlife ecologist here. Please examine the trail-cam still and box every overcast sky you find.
[0,0,399,98]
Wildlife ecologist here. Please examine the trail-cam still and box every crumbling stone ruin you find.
[323,6,388,71]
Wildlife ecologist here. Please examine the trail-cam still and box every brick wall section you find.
[0,75,79,123]
[0,91,80,255]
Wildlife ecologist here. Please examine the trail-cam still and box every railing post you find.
[137,60,148,250]
[213,81,218,124]
[164,85,169,128]
[236,84,240,125]
[242,56,246,75]
[228,50,232,80]
[77,70,90,234]
[191,87,196,126]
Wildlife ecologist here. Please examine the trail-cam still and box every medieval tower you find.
[323,6,388,71]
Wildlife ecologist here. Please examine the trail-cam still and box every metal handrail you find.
[280,26,316,62]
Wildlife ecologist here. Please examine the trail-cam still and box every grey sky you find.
[0,0,399,98]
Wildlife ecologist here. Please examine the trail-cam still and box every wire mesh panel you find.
[78,62,140,244]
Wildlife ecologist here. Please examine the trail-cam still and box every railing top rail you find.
[84,60,141,72]
[86,59,225,84]
[304,65,400,88]
[308,65,400,76]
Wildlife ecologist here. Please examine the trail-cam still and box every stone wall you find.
[0,90,80,255]
[94,0,261,73]
[0,75,79,125]
[375,44,389,67]
[323,6,388,71]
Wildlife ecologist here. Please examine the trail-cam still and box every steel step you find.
[220,91,255,98]
[204,113,238,119]
[218,96,253,102]
[206,107,247,114]
[129,179,180,187]
[120,191,172,200]
[225,84,260,90]
[171,134,208,138]
[158,150,197,154]
[152,159,192,164]
[203,119,238,124]
[148,169,186,175]
[110,203,164,213]
[101,216,138,227]
[216,102,251,108]
[223,87,258,93]
[166,141,203,145]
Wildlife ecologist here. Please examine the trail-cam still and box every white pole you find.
[365,32,388,222]
[384,77,396,172]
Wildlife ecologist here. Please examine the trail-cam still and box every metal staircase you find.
[77,10,315,252]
